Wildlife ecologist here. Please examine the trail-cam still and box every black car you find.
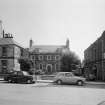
[4,71,35,84]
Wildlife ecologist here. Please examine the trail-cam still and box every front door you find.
[47,64,52,74]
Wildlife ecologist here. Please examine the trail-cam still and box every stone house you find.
[29,39,70,74]
[0,34,29,74]
[84,31,105,81]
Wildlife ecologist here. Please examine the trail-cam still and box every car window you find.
[65,73,73,77]
[13,72,17,75]
[57,73,64,77]
[17,72,23,76]
[23,71,29,76]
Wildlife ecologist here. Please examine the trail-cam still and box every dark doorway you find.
[47,65,52,74]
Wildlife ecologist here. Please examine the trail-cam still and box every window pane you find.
[17,72,23,76]
[2,47,7,56]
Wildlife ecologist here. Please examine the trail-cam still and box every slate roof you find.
[29,45,66,53]
[0,38,23,48]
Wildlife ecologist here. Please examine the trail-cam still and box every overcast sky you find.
[0,0,105,60]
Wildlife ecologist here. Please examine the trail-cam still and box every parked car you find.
[53,72,86,86]
[4,71,35,84]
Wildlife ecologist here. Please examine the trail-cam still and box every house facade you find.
[84,31,105,81]
[29,39,70,74]
[0,33,29,74]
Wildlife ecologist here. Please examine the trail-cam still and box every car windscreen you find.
[65,73,73,77]
[57,73,65,77]
[22,71,30,76]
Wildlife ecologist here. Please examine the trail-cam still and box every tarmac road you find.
[0,81,105,105]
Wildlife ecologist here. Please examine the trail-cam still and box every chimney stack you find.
[29,39,33,48]
[66,38,70,49]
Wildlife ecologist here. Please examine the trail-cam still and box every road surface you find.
[0,81,105,105]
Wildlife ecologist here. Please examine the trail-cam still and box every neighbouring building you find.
[84,31,105,81]
[29,39,70,74]
[0,21,29,74]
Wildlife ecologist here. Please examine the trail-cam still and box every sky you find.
[0,0,105,60]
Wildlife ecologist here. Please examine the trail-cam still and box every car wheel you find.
[27,80,32,84]
[8,79,12,83]
[57,80,62,85]
[77,80,83,86]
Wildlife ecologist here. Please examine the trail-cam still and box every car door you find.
[64,73,75,84]
[11,71,18,82]
[22,71,29,82]
[17,71,24,83]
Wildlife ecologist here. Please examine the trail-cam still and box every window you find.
[47,55,51,60]
[1,60,8,73]
[58,73,64,77]
[1,60,7,66]
[23,71,29,75]
[55,55,60,60]
[44,55,47,60]
[51,55,54,60]
[32,55,35,60]
[21,49,23,56]
[65,73,73,77]
[39,55,43,60]
[13,71,17,75]
[39,64,43,70]
[2,47,7,56]
[17,71,23,76]
[54,56,56,60]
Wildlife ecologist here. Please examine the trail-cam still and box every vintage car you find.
[4,71,35,84]
[53,72,86,86]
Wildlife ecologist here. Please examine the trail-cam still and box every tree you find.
[18,58,33,74]
[61,51,81,72]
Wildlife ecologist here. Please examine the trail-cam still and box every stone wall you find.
[7,59,14,71]
[84,31,105,81]
[14,46,21,58]
[14,59,20,71]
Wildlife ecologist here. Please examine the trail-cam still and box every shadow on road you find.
[51,83,105,89]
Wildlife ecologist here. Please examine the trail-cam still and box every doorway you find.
[46,64,52,74]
